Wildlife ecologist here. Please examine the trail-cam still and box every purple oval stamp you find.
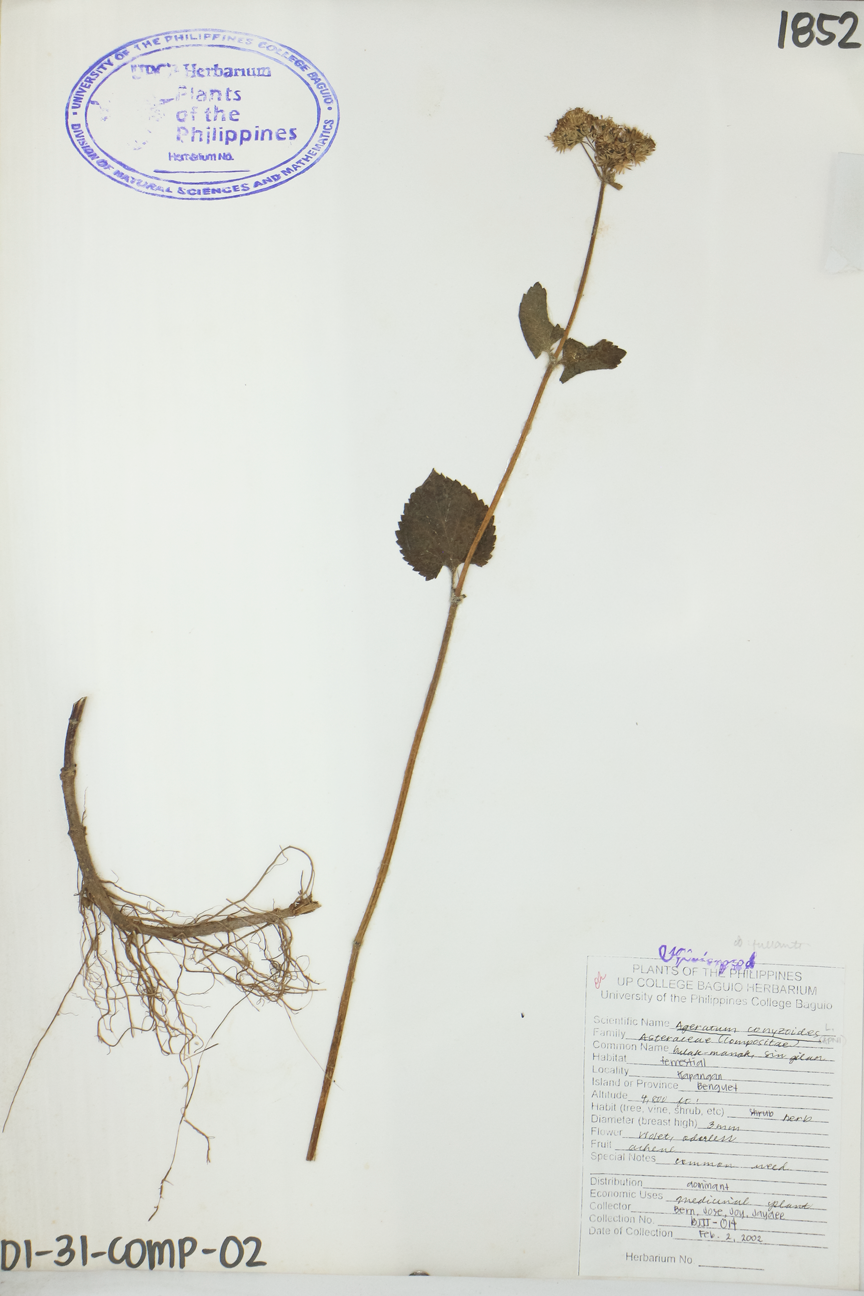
[66,28,339,200]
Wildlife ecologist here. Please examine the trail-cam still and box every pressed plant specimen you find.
[306,107,655,1159]
[3,107,654,1200]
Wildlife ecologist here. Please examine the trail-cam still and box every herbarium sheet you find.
[1,0,862,1286]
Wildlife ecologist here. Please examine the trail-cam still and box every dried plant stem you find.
[454,179,607,595]
[306,179,607,1161]
[306,599,460,1159]
[62,698,319,939]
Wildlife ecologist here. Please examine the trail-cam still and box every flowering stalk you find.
[306,108,654,1161]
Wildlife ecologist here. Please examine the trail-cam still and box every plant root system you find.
[4,697,320,1216]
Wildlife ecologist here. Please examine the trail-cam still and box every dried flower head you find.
[548,108,655,188]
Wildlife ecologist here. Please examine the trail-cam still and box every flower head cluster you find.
[548,108,655,187]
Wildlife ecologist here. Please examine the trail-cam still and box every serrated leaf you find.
[519,283,565,358]
[396,470,496,581]
[559,337,626,383]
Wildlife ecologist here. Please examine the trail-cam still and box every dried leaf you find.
[396,470,496,581]
[559,337,626,383]
[519,283,565,358]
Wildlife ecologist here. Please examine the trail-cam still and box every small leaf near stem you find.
[559,338,626,383]
[396,470,496,581]
[519,283,565,358]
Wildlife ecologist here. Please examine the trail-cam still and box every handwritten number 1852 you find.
[778,10,861,47]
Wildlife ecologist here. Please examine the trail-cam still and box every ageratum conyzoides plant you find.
[3,107,654,1207]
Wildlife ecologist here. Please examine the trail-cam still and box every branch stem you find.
[453,179,607,596]
[306,178,607,1161]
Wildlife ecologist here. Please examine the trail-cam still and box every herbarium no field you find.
[4,105,654,1212]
